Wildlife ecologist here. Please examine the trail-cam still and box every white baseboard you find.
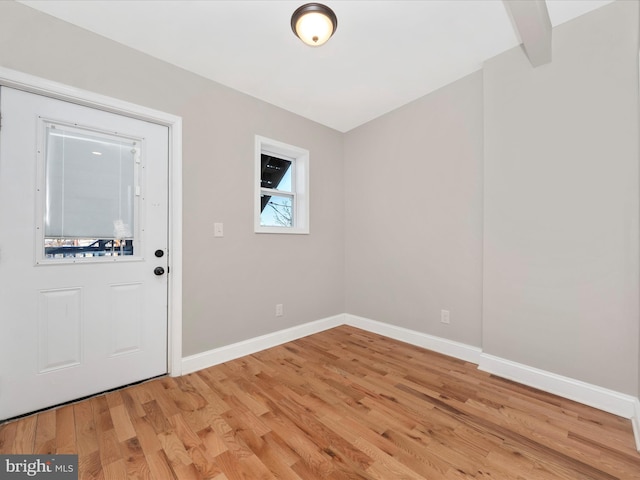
[478,353,638,420]
[180,313,640,452]
[181,314,345,374]
[344,314,482,364]
[633,398,640,451]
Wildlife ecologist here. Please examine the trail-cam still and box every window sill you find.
[255,226,309,235]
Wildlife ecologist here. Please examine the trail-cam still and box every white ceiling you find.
[19,0,614,132]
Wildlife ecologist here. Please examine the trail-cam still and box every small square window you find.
[255,136,309,234]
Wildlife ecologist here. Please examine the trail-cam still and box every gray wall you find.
[344,0,639,396]
[483,0,639,395]
[0,1,345,356]
[1,0,639,397]
[344,72,484,348]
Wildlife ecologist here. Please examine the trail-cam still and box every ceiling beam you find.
[503,0,552,67]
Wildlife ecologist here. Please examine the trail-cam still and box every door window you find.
[37,122,141,262]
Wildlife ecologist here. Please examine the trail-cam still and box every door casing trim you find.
[0,66,183,377]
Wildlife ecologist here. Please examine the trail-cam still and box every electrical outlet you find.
[276,304,284,317]
[440,309,450,324]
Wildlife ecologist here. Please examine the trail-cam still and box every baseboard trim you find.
[181,314,345,374]
[344,314,482,364]
[633,398,640,451]
[478,353,637,420]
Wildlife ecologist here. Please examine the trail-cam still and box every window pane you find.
[43,124,138,258]
[261,154,292,192]
[260,194,294,227]
[44,238,133,259]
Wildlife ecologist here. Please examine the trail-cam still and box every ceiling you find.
[19,0,614,132]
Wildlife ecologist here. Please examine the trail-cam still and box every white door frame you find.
[0,66,183,377]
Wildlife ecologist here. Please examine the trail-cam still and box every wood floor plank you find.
[75,400,99,457]
[120,437,153,480]
[33,409,56,454]
[247,432,305,480]
[110,404,137,443]
[131,415,162,456]
[167,413,203,452]
[121,389,147,421]
[78,450,103,480]
[12,415,37,454]
[1,325,640,479]
[91,396,114,434]
[141,400,172,435]
[192,445,225,478]
[56,404,77,454]
[0,420,17,453]
[96,428,123,469]
[157,429,193,468]
[197,425,228,458]
[260,410,335,476]
[102,458,128,480]
[144,449,176,480]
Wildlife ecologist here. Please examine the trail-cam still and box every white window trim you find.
[255,135,309,234]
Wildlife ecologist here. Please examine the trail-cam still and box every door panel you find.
[109,282,144,356]
[38,287,83,372]
[0,87,169,420]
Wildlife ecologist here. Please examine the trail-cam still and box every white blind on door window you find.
[44,125,137,239]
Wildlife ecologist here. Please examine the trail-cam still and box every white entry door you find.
[0,87,169,420]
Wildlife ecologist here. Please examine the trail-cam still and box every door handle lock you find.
[154,266,165,276]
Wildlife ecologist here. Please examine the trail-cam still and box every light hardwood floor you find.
[1,325,640,479]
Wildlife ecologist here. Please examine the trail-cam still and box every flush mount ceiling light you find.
[291,3,337,47]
